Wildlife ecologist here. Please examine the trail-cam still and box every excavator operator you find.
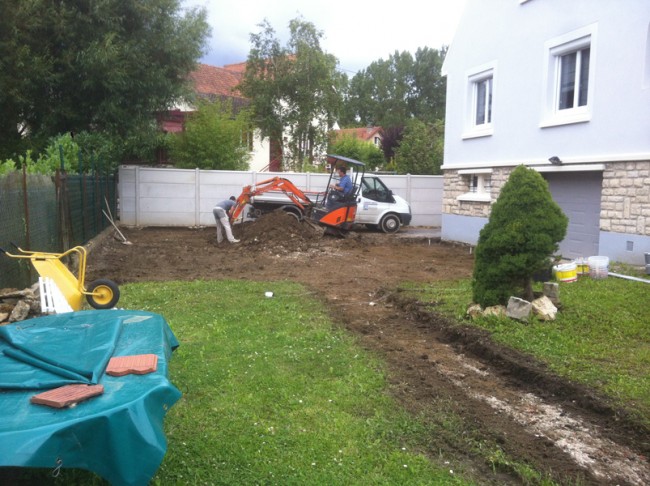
[327,166,353,208]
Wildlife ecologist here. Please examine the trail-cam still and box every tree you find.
[341,47,447,128]
[342,51,412,128]
[329,135,385,169]
[394,119,444,175]
[239,18,345,170]
[0,0,209,160]
[411,47,447,122]
[168,100,251,171]
[472,166,568,307]
[379,125,404,165]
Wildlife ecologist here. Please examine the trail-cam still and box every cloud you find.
[185,0,466,74]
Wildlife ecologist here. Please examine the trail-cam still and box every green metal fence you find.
[0,167,117,289]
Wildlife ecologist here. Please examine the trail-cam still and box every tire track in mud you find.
[324,286,650,485]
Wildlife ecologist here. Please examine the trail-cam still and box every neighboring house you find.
[441,0,650,265]
[160,63,274,172]
[330,126,383,148]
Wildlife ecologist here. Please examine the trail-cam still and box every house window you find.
[541,24,597,127]
[457,169,492,202]
[558,47,590,110]
[475,77,492,125]
[241,127,254,151]
[463,62,496,139]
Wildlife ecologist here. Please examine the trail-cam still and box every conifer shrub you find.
[472,165,568,307]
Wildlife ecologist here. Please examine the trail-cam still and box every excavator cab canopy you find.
[311,155,365,231]
[325,154,365,194]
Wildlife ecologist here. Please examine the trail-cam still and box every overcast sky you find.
[183,0,467,75]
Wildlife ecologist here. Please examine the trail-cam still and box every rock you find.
[466,303,483,319]
[506,297,532,322]
[9,300,31,322]
[0,284,44,324]
[0,303,14,314]
[483,305,507,318]
[26,297,41,314]
[0,287,19,296]
[532,295,557,321]
[542,282,560,306]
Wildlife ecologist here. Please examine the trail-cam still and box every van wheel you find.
[380,214,401,234]
[280,206,302,222]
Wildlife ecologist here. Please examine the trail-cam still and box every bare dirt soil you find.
[88,212,649,485]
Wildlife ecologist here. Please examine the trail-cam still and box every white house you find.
[441,0,650,264]
[164,62,334,172]
[162,63,273,172]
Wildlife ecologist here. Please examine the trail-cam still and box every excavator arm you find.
[230,177,314,222]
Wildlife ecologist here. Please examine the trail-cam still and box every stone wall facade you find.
[442,167,511,218]
[601,161,650,236]
[444,161,650,238]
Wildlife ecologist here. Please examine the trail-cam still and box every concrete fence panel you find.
[119,166,442,228]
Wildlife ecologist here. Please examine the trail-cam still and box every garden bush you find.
[472,165,568,307]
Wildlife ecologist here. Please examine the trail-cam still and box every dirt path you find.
[88,212,650,485]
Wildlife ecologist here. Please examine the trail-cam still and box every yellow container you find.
[554,262,577,282]
[574,258,589,276]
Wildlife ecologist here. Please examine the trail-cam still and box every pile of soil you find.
[84,215,650,485]
[233,210,326,253]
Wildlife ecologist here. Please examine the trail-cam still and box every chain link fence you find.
[0,168,117,289]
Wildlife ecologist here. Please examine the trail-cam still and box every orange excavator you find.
[230,155,364,232]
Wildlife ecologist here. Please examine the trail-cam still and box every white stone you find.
[466,303,483,319]
[542,282,560,305]
[532,295,557,321]
[506,297,532,323]
[483,305,507,318]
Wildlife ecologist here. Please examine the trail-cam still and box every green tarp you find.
[0,310,181,485]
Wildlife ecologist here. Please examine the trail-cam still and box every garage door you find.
[543,171,602,260]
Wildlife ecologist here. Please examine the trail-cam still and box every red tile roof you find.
[332,126,383,142]
[190,63,246,100]
[223,62,247,73]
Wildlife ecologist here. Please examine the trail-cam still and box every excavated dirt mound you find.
[236,211,326,252]
[85,213,650,485]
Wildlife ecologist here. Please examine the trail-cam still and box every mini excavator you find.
[230,155,364,232]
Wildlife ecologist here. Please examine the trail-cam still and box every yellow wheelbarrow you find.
[1,244,120,311]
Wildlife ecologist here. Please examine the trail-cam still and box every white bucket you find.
[588,256,609,280]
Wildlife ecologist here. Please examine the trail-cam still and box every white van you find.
[355,175,412,233]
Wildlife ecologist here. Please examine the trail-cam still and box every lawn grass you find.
[4,278,562,485]
[401,275,650,427]
[124,280,471,485]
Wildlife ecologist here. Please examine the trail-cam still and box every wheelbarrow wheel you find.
[86,279,120,309]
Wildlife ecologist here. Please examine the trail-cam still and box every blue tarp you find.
[0,310,181,486]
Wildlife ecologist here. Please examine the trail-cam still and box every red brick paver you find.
[30,384,105,408]
[106,354,158,376]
